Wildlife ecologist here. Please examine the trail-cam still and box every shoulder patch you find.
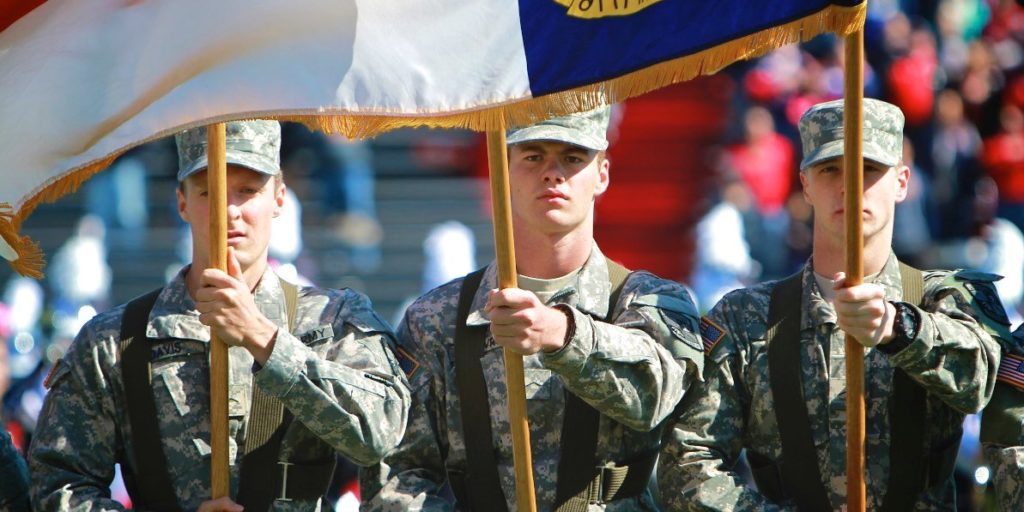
[961,278,1012,327]
[997,352,1024,391]
[394,345,422,381]
[700,317,727,355]
[954,269,1004,283]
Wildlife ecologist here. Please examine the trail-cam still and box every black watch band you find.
[878,301,919,355]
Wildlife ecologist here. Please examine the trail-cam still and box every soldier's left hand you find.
[195,247,279,362]
[832,272,895,348]
[485,288,569,355]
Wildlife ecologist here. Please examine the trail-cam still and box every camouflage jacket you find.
[360,244,704,512]
[29,267,410,511]
[659,254,1007,511]
[984,323,1024,511]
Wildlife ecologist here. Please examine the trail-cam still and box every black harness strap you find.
[120,288,181,512]
[451,261,642,511]
[766,272,832,511]
[123,280,328,510]
[237,279,321,509]
[554,261,630,512]
[764,264,947,510]
[880,263,929,512]
[451,268,506,511]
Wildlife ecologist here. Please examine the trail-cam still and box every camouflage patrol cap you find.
[798,98,905,170]
[506,106,611,151]
[175,120,281,182]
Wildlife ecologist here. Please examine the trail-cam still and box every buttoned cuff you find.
[540,305,594,372]
[253,330,308,398]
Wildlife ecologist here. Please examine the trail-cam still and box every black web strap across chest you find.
[762,263,951,510]
[451,261,640,511]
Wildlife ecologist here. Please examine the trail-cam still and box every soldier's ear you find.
[894,164,910,203]
[176,186,189,223]
[594,156,610,197]
[799,170,812,205]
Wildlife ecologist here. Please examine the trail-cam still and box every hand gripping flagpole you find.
[487,125,538,512]
[844,29,867,512]
[207,123,231,498]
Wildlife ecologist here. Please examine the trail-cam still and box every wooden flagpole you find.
[207,123,231,498]
[844,29,867,512]
[486,126,538,512]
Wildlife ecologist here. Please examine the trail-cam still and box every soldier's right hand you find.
[197,496,244,512]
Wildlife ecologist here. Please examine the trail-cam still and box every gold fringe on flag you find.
[3,2,864,278]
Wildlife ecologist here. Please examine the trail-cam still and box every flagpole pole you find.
[843,29,867,512]
[207,123,231,498]
[487,126,538,512]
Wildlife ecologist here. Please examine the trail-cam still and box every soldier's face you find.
[507,141,609,236]
[800,158,910,243]
[177,165,285,271]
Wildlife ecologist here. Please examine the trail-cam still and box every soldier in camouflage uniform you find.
[28,120,410,511]
[659,98,1011,510]
[360,106,704,511]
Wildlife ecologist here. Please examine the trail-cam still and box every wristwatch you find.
[878,301,919,355]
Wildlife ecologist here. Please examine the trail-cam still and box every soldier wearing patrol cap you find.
[360,106,705,511]
[28,120,411,511]
[659,98,1012,510]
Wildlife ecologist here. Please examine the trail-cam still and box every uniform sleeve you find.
[253,291,411,466]
[885,273,1006,414]
[657,303,792,512]
[0,429,30,512]
[359,312,454,512]
[541,273,703,431]
[28,323,128,511]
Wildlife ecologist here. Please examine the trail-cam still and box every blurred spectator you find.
[893,140,934,265]
[391,220,477,327]
[281,123,382,274]
[981,103,1024,229]
[723,105,795,279]
[84,147,149,248]
[931,88,983,239]
[691,175,759,312]
[47,214,112,313]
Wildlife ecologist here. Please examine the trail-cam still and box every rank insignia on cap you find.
[997,352,1024,391]
[700,317,727,355]
[395,345,421,380]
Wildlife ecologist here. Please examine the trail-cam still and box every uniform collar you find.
[465,243,612,326]
[147,264,288,341]
[801,252,904,331]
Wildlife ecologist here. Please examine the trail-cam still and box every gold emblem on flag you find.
[554,0,664,19]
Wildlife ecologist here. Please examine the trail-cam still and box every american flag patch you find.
[700,317,727,355]
[997,352,1024,391]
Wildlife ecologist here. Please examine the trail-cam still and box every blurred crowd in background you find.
[5,1,1024,510]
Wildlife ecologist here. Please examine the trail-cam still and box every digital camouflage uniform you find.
[29,120,411,511]
[983,323,1024,510]
[29,268,409,510]
[361,245,704,511]
[659,255,1007,510]
[660,98,1010,511]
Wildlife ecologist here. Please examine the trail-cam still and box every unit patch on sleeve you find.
[700,316,727,355]
[395,345,422,381]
